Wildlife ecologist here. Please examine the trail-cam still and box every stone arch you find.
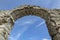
[10,5,51,38]
[0,5,60,40]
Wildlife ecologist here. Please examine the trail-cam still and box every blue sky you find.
[0,0,60,10]
[0,0,60,40]
[9,16,51,40]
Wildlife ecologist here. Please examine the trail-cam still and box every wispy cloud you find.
[36,21,45,27]
[9,36,16,40]
[9,25,29,40]
[28,37,51,40]
[9,32,23,40]
[43,38,51,40]
[16,19,37,26]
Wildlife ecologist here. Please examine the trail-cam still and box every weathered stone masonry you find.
[0,5,60,40]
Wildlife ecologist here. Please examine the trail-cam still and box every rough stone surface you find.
[0,5,60,40]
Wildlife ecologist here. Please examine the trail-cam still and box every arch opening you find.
[9,15,51,40]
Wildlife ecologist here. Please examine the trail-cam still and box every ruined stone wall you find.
[0,5,60,40]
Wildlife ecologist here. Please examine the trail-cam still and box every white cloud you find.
[16,19,37,25]
[9,36,16,40]
[43,38,48,40]
[9,25,29,40]
[43,38,51,40]
[9,33,21,40]
[36,21,45,27]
